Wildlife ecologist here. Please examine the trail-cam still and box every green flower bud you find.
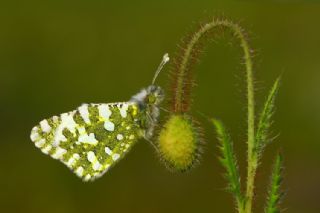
[158,114,201,172]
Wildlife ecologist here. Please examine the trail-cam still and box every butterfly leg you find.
[145,137,159,153]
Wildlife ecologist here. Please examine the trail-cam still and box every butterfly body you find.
[30,85,164,181]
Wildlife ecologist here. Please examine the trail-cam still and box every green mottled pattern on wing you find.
[30,102,143,181]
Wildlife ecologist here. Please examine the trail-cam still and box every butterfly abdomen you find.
[30,102,143,181]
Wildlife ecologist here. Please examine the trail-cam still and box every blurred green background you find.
[1,1,320,212]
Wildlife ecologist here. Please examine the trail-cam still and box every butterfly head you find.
[145,85,164,106]
[129,85,164,107]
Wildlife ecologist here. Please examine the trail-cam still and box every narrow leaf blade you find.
[256,77,281,155]
[265,153,284,213]
[212,119,244,210]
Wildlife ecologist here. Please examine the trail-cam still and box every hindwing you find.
[30,102,142,181]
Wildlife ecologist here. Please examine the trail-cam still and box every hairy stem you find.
[172,18,256,212]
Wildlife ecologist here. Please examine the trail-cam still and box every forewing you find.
[30,102,142,181]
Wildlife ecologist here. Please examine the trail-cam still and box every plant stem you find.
[236,27,255,213]
[173,18,256,212]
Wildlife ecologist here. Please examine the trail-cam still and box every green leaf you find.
[212,119,245,211]
[255,77,281,156]
[265,153,284,213]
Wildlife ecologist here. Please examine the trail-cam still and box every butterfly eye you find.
[148,94,157,104]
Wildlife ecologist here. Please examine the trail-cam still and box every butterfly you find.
[30,53,169,181]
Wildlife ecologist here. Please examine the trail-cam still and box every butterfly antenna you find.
[152,53,170,85]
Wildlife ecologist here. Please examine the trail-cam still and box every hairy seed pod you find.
[158,114,200,172]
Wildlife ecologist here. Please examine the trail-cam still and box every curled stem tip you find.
[168,18,257,212]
